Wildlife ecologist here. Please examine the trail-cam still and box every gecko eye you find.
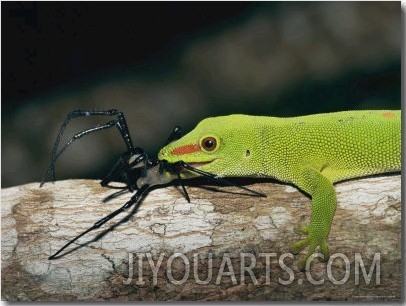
[201,136,217,152]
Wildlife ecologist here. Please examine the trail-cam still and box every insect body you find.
[42,109,263,260]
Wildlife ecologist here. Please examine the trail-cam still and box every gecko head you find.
[158,115,250,174]
[158,120,221,171]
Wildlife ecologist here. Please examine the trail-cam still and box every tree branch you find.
[1,175,401,301]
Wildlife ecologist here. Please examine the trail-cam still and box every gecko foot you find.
[290,226,330,271]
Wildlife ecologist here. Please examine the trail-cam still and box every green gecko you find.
[158,110,401,269]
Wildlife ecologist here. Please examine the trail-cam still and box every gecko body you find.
[158,110,401,269]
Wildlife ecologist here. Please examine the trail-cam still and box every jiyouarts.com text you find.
[122,252,380,286]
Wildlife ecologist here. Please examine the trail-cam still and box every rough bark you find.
[1,175,401,301]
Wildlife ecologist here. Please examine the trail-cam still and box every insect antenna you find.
[48,183,150,260]
[178,161,266,198]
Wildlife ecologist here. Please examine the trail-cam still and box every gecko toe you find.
[290,238,309,255]
[294,225,309,235]
[298,242,318,271]
[319,240,330,262]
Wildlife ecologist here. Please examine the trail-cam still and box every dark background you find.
[3,2,261,110]
[2,2,401,187]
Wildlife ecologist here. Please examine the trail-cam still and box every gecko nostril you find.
[246,150,250,157]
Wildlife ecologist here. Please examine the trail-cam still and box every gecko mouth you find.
[187,160,214,169]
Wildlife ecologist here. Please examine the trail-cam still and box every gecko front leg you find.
[290,167,337,270]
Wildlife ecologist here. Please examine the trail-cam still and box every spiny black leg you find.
[100,147,148,191]
[179,162,266,198]
[52,109,134,158]
[50,110,134,177]
[100,153,131,188]
[42,120,124,186]
[176,171,190,203]
[165,126,183,145]
[158,160,190,202]
[41,109,135,186]
[48,183,150,260]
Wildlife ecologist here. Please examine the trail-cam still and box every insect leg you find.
[176,171,191,203]
[165,126,183,145]
[100,148,151,192]
[48,183,150,260]
[41,109,135,186]
[178,161,266,198]
[157,160,191,202]
[52,109,134,158]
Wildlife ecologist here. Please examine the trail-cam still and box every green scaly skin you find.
[158,110,401,270]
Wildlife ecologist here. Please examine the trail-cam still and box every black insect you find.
[41,109,265,259]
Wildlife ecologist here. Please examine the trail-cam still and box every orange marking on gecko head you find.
[382,112,395,119]
[171,143,201,155]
